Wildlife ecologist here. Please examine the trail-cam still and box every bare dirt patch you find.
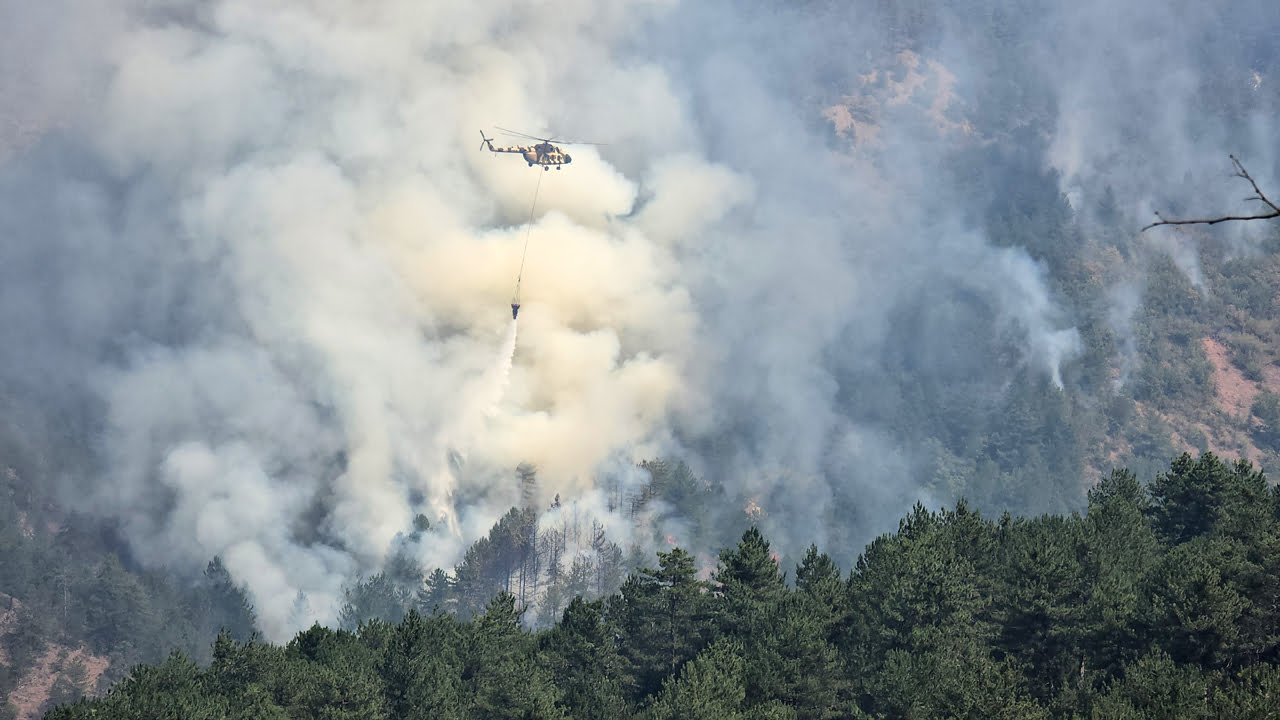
[1202,337,1259,419]
[78,652,111,696]
[7,644,111,720]
[1132,397,1263,466]
[823,50,974,151]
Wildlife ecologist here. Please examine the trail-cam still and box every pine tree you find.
[645,641,751,720]
[417,568,455,614]
[380,609,465,720]
[991,515,1088,702]
[199,556,258,641]
[538,597,628,719]
[611,548,716,702]
[1146,452,1268,545]
[1080,469,1160,680]
[337,573,412,629]
[464,592,565,718]
[592,522,627,597]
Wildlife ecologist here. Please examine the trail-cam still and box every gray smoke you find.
[3,0,1273,639]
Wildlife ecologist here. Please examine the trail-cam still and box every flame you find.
[665,534,677,546]
[745,497,764,519]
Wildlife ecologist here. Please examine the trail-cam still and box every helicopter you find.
[479,127,602,170]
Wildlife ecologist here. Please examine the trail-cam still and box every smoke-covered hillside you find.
[3,0,1280,702]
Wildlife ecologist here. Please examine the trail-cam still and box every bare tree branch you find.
[1142,155,1280,231]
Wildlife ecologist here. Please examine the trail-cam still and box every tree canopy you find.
[44,452,1280,719]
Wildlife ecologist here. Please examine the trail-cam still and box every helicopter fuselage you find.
[481,135,572,168]
[523,143,572,167]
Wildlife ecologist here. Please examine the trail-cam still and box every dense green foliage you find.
[47,453,1280,719]
[0,468,258,717]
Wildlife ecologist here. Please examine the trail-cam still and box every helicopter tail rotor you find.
[479,131,493,151]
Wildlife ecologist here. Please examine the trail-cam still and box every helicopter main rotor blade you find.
[494,126,551,142]
[492,126,608,147]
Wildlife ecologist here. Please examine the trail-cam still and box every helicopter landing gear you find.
[544,166,549,171]
[556,165,561,170]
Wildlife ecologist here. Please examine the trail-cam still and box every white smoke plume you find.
[9,0,1268,639]
[4,0,707,638]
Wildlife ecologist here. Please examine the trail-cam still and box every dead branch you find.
[1142,155,1280,231]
